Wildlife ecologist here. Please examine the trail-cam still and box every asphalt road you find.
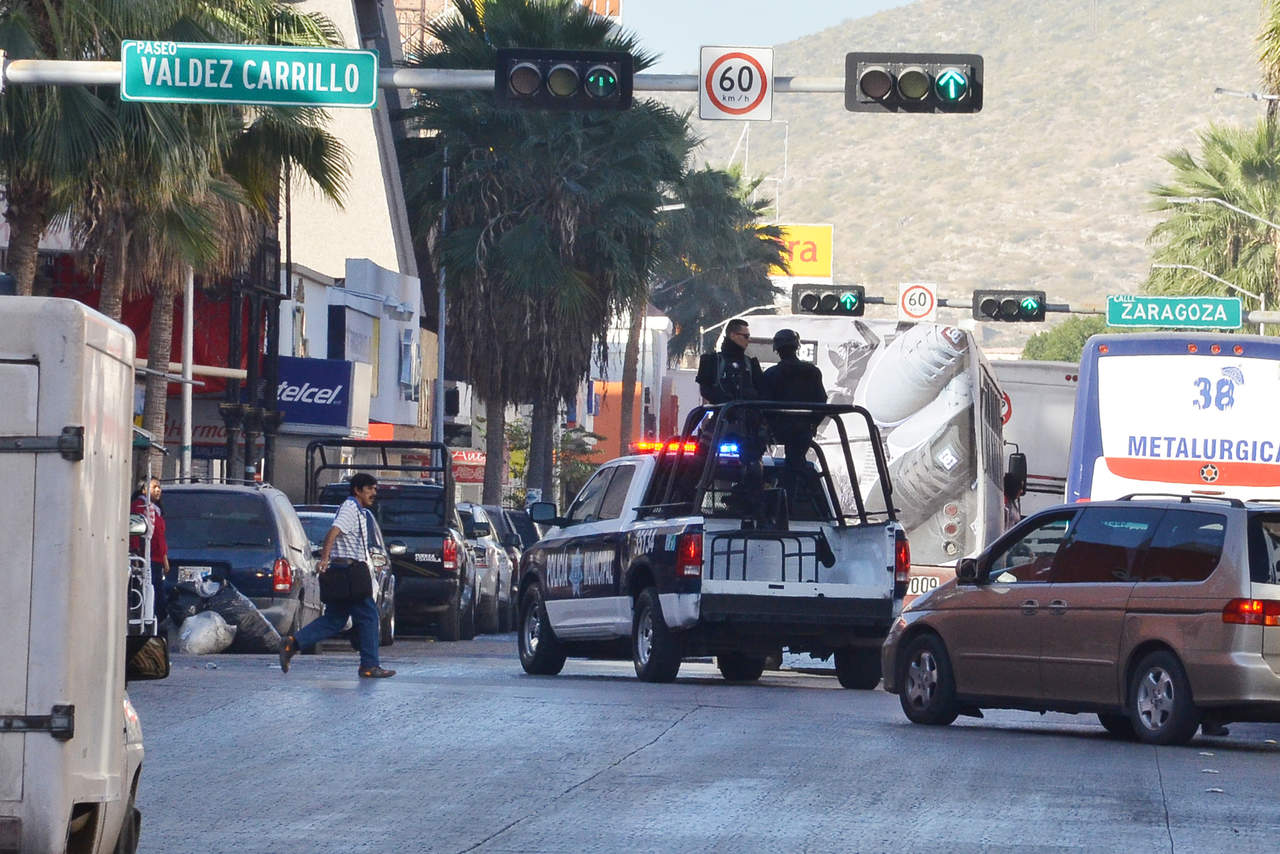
[129,635,1280,854]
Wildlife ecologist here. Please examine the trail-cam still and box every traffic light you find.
[792,284,865,316]
[972,289,1046,322]
[845,52,983,113]
[494,48,633,111]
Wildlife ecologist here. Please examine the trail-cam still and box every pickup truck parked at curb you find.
[516,401,909,687]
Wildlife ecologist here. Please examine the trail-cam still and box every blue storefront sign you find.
[277,356,352,427]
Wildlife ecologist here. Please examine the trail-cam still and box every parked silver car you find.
[883,496,1280,745]
[458,503,514,634]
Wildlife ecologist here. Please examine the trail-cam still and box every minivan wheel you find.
[1129,651,1200,745]
[897,634,959,726]
[518,585,566,675]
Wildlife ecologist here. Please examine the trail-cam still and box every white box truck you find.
[990,359,1078,515]
[1,298,156,854]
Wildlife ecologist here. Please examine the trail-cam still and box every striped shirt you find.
[329,498,371,564]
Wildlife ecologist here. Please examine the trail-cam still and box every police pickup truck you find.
[516,401,909,688]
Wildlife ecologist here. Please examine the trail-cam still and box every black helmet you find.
[772,328,800,351]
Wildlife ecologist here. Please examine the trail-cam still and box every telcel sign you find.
[120,41,378,108]
[276,357,352,427]
[1107,295,1242,330]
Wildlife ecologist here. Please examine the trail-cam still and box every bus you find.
[735,316,1011,598]
[1067,332,1280,502]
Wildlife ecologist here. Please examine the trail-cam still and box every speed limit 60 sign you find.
[898,282,938,323]
[699,47,772,121]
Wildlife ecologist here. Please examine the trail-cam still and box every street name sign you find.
[699,47,772,121]
[120,41,378,108]
[1106,295,1242,329]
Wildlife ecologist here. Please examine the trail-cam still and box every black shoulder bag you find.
[319,502,375,603]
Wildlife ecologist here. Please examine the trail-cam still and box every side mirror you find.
[503,533,521,549]
[311,545,323,559]
[529,501,558,524]
[1004,452,1028,502]
[129,514,148,536]
[473,521,492,538]
[957,557,980,584]
[387,540,408,556]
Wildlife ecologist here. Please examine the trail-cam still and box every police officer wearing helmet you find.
[761,328,828,504]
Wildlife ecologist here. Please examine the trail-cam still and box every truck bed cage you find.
[647,400,895,527]
[304,439,454,512]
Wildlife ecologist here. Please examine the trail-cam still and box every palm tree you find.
[401,0,690,503]
[1146,121,1280,324]
[616,166,786,454]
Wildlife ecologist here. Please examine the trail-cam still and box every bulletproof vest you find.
[714,353,758,401]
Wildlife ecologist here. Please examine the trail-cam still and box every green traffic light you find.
[934,67,969,102]
[584,64,619,98]
[1019,295,1041,315]
[839,292,859,312]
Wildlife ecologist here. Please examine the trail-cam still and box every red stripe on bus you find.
[1105,457,1280,487]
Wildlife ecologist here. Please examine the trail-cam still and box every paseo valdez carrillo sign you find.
[119,41,379,108]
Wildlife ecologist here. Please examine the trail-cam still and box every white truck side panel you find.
[0,299,135,853]
[992,360,1078,515]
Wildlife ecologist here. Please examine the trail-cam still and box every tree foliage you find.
[1021,315,1111,362]
[1145,120,1280,330]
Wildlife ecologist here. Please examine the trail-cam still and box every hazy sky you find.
[621,1,911,74]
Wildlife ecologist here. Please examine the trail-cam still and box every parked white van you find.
[1,298,163,854]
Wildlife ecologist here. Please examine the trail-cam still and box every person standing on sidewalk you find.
[130,478,170,626]
[279,473,395,679]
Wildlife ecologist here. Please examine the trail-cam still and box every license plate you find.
[178,566,213,583]
[414,553,440,563]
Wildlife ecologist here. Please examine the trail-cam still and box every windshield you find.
[164,491,275,549]
[297,514,333,546]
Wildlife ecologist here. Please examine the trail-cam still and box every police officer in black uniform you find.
[696,319,766,517]
[761,328,828,506]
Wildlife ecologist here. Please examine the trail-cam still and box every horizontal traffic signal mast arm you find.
[1,57,846,93]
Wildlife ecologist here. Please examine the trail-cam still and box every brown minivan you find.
[882,496,1280,745]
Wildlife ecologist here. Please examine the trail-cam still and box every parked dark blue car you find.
[162,483,322,636]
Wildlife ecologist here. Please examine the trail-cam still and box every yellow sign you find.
[769,223,833,281]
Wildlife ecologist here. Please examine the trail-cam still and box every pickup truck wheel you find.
[1128,650,1200,745]
[1097,712,1135,739]
[897,634,959,725]
[717,652,765,682]
[379,578,396,647]
[834,647,882,690]
[632,588,682,683]
[438,587,462,642]
[519,585,566,675]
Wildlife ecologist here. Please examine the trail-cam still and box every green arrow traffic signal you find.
[934,68,969,102]
[839,291,860,312]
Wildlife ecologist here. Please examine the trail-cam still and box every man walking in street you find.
[761,329,828,506]
[279,472,395,679]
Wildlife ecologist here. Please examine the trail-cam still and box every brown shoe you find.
[358,665,396,679]
[279,636,298,674]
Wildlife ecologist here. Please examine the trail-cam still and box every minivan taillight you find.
[273,558,293,592]
[443,537,458,571]
[676,533,702,578]
[1222,598,1280,627]
[894,532,910,599]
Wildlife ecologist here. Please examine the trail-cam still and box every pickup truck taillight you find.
[893,532,910,599]
[443,537,458,571]
[1223,598,1280,626]
[273,558,293,592]
[676,533,702,577]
